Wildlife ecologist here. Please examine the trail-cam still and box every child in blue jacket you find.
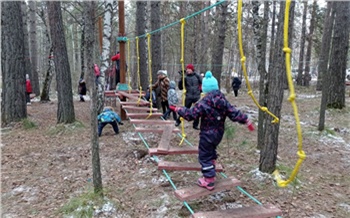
[97,107,123,137]
[170,71,254,190]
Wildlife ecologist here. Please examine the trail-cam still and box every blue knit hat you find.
[202,71,219,93]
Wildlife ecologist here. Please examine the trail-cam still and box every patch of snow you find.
[249,168,273,182]
[220,202,243,210]
[339,203,350,213]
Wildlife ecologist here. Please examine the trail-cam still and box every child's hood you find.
[170,81,176,89]
[205,90,227,108]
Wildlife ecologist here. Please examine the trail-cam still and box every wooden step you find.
[156,124,174,152]
[158,161,224,172]
[127,113,163,119]
[135,127,181,134]
[129,118,174,125]
[192,203,282,218]
[120,101,149,106]
[105,92,121,98]
[122,106,158,112]
[149,146,198,155]
[174,177,241,201]
[118,91,146,102]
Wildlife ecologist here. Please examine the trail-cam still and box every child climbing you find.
[161,81,178,120]
[97,106,124,137]
[170,71,254,191]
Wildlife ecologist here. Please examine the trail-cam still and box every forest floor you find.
[1,85,350,218]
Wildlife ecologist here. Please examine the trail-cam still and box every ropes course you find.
[104,0,306,216]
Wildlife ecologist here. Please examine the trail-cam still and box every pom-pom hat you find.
[186,64,195,71]
[202,71,219,93]
[157,70,167,76]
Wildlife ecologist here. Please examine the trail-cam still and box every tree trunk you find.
[83,1,103,196]
[297,1,307,86]
[260,2,287,173]
[303,0,317,87]
[211,1,228,85]
[268,1,276,75]
[316,2,334,91]
[136,1,148,90]
[1,2,27,126]
[47,1,75,124]
[28,1,40,96]
[326,2,350,109]
[253,1,269,150]
[151,1,161,80]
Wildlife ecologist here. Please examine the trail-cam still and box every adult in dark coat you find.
[231,76,242,97]
[176,64,202,129]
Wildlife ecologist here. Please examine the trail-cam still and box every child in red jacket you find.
[25,74,33,105]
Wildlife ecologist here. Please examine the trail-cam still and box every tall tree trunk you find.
[151,1,161,79]
[136,1,148,90]
[47,1,75,123]
[253,1,269,150]
[268,1,276,75]
[303,0,317,87]
[326,2,349,109]
[260,2,287,173]
[1,2,27,126]
[28,1,40,96]
[316,2,334,92]
[199,1,210,74]
[297,1,307,86]
[211,1,228,85]
[83,1,103,195]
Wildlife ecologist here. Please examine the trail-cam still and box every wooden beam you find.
[158,161,224,172]
[135,127,180,133]
[157,124,174,153]
[129,118,174,125]
[192,204,282,218]
[174,177,241,201]
[126,113,163,119]
[149,146,198,155]
[122,106,158,112]
[120,101,149,106]
[118,91,147,103]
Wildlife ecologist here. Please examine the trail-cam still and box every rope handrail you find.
[179,18,187,146]
[273,0,306,188]
[237,0,279,124]
[146,33,153,119]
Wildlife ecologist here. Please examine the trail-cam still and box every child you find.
[97,106,124,137]
[25,74,33,105]
[161,81,178,120]
[143,87,157,108]
[151,70,170,114]
[78,78,87,102]
[170,71,254,190]
[94,64,100,86]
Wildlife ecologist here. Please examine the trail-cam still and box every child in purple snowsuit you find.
[170,71,254,190]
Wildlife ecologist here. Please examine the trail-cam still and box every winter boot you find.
[197,177,215,191]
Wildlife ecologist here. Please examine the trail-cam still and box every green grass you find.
[47,120,85,136]
[59,187,106,217]
[22,118,37,129]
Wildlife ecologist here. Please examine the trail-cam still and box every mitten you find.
[169,105,177,112]
[119,122,124,125]
[246,120,255,131]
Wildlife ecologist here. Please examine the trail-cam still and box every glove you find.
[246,120,255,131]
[169,105,177,112]
[119,122,124,125]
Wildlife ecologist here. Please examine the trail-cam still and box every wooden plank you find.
[122,106,158,112]
[135,127,180,133]
[129,118,174,125]
[157,124,174,153]
[126,113,163,119]
[192,204,282,218]
[118,91,147,103]
[105,92,121,98]
[174,177,241,201]
[120,101,149,106]
[149,146,198,155]
[158,161,224,172]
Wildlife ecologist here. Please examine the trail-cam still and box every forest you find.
[1,1,350,217]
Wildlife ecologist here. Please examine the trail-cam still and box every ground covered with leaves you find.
[2,87,350,218]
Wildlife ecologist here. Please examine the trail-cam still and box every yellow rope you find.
[179,18,187,146]
[146,33,153,119]
[136,37,143,105]
[127,39,131,93]
[273,0,306,187]
[237,0,279,124]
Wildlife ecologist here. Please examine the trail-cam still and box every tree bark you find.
[136,1,148,90]
[47,1,75,123]
[297,2,307,86]
[151,1,161,80]
[1,2,27,126]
